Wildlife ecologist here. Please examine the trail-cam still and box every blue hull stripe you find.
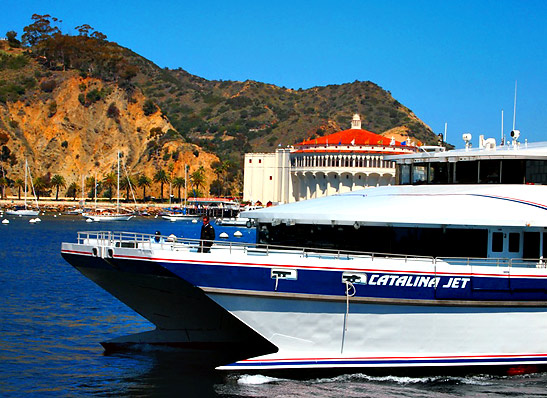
[228,356,547,368]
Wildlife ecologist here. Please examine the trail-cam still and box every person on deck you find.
[199,215,215,253]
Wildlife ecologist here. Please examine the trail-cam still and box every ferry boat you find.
[61,133,547,374]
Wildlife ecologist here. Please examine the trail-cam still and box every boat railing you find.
[75,231,547,269]
[440,256,547,269]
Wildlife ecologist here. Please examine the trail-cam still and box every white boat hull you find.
[83,214,133,222]
[5,209,40,216]
[162,215,200,222]
[215,217,253,227]
[210,294,547,370]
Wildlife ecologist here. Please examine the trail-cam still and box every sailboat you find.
[6,159,40,216]
[83,152,133,222]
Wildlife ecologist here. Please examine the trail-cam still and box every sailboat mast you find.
[117,152,120,213]
[24,159,28,209]
[94,174,97,211]
[81,174,85,208]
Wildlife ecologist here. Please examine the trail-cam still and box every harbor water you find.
[1,215,547,397]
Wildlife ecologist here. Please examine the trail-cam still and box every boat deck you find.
[74,231,547,270]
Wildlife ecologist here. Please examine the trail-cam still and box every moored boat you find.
[6,159,40,216]
[61,134,547,374]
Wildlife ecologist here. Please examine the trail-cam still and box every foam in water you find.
[237,375,283,385]
[309,373,495,386]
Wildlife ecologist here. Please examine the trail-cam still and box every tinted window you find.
[492,232,503,252]
[509,233,520,253]
[523,232,540,259]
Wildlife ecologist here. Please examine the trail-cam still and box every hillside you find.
[134,63,437,161]
[0,16,438,200]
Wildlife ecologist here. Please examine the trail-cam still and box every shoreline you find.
[0,197,179,214]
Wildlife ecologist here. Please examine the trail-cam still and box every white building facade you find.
[244,115,417,204]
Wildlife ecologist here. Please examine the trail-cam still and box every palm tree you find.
[120,174,137,202]
[217,161,230,196]
[50,174,66,201]
[102,172,116,201]
[13,178,24,200]
[85,176,97,199]
[190,166,206,196]
[137,174,151,202]
[153,169,171,202]
[0,176,6,199]
[67,182,79,200]
[32,176,47,201]
[172,177,185,200]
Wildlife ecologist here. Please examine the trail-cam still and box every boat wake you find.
[233,373,499,386]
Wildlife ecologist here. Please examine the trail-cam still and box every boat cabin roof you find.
[387,141,547,164]
[242,184,547,228]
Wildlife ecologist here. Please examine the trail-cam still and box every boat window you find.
[479,160,501,183]
[455,161,478,184]
[258,223,487,258]
[491,232,503,252]
[412,165,427,184]
[501,159,526,183]
[428,162,449,184]
[523,232,540,259]
[508,233,520,253]
[525,160,547,185]
[398,164,410,185]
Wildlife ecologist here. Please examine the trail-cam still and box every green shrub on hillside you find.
[0,51,28,70]
[143,99,157,116]
[0,81,25,103]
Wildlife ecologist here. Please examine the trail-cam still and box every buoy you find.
[29,218,36,223]
[234,231,243,238]
[154,215,158,219]
[192,219,198,223]
[2,219,8,224]
[54,215,57,218]
[219,232,229,239]
[167,234,177,242]
[34,217,41,222]
[86,218,93,223]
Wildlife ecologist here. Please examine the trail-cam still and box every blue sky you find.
[2,0,546,147]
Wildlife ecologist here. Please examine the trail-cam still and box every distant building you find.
[243,114,418,204]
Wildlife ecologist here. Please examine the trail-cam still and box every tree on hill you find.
[6,31,21,48]
[20,14,138,84]
[22,14,61,47]
[50,174,65,201]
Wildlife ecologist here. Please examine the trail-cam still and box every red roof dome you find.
[297,128,401,147]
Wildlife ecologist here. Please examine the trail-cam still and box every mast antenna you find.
[501,109,504,145]
[512,80,517,131]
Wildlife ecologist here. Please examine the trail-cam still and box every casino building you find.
[243,114,418,204]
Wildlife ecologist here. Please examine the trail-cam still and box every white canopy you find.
[242,185,547,228]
